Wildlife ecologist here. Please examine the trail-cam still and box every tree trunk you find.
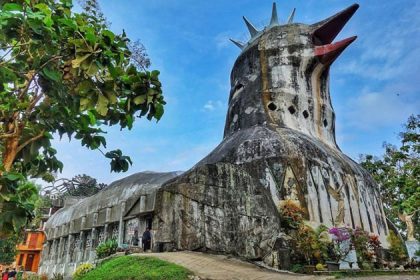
[3,136,19,172]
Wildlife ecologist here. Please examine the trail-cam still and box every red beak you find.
[314,36,357,65]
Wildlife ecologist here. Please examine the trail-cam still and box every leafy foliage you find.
[0,173,39,236]
[387,231,408,263]
[73,263,94,279]
[0,0,164,237]
[0,233,21,264]
[360,115,419,239]
[95,238,118,259]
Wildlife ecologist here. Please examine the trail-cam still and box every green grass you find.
[76,255,192,280]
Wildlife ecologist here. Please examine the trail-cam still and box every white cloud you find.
[342,90,419,130]
[203,100,224,112]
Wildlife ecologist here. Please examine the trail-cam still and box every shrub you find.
[278,200,305,230]
[96,239,118,259]
[315,263,325,271]
[387,231,407,263]
[73,263,94,279]
[290,263,304,273]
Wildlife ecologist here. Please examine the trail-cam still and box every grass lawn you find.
[75,255,192,280]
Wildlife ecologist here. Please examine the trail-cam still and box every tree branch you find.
[16,130,45,154]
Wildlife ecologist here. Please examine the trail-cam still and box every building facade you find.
[39,172,180,276]
[15,230,46,273]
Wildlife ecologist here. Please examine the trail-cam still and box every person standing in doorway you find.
[8,268,16,280]
[142,228,152,252]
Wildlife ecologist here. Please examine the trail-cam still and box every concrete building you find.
[39,172,180,275]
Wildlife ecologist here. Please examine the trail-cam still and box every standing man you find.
[142,228,152,252]
[8,268,16,280]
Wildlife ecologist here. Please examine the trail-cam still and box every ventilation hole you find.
[288,106,296,114]
[267,102,277,111]
[302,110,309,119]
[323,119,328,127]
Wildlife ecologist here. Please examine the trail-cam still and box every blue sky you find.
[50,0,420,185]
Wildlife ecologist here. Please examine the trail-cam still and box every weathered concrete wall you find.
[39,171,180,275]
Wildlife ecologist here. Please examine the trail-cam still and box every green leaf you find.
[151,70,160,79]
[96,93,109,116]
[2,3,22,12]
[42,68,60,82]
[72,54,91,68]
[80,97,92,111]
[87,111,96,125]
[4,173,23,181]
[154,103,164,121]
[43,16,53,28]
[133,95,146,105]
[102,30,115,42]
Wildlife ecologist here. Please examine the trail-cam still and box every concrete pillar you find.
[90,228,97,260]
[139,196,146,212]
[58,237,64,264]
[66,234,74,263]
[104,207,112,240]
[118,201,126,246]
[51,239,57,262]
[77,231,84,262]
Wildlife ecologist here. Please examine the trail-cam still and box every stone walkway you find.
[134,251,326,280]
[134,251,419,280]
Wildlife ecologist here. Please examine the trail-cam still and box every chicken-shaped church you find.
[40,3,390,275]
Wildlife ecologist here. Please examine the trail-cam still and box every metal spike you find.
[229,39,245,50]
[243,16,259,38]
[287,8,296,24]
[269,2,279,26]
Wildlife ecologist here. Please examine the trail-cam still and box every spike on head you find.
[230,38,245,50]
[287,8,296,24]
[269,2,279,26]
[312,4,359,45]
[315,36,357,65]
[243,16,259,38]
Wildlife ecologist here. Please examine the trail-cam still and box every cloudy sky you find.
[50,0,420,185]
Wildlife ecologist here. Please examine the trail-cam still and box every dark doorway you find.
[25,254,34,271]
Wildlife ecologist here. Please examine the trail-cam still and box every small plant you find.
[315,263,325,271]
[279,200,305,230]
[96,238,118,259]
[327,227,352,263]
[295,224,317,264]
[387,231,407,263]
[73,263,94,279]
[290,263,304,273]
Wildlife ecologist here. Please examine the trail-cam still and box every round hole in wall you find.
[267,102,277,111]
[288,105,296,114]
[303,110,309,119]
[323,119,328,127]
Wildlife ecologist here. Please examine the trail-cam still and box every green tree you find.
[0,233,21,264]
[0,0,165,236]
[0,174,39,237]
[360,115,419,240]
